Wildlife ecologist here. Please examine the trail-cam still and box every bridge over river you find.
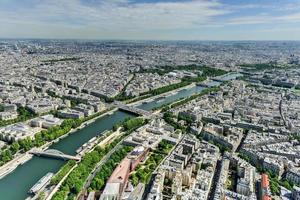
[30,149,81,161]
[113,101,153,117]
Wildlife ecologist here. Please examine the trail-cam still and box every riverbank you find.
[0,107,118,180]
[128,72,239,110]
[0,152,33,179]
[129,83,196,107]
[45,163,78,200]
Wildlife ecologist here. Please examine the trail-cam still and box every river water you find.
[0,73,241,200]
[0,111,136,200]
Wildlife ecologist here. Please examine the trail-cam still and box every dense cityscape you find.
[0,40,299,200]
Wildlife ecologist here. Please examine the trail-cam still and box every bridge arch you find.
[44,149,67,160]
[44,149,64,154]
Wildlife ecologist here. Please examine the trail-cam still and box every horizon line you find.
[1,37,300,42]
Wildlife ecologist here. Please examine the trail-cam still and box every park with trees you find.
[130,140,174,186]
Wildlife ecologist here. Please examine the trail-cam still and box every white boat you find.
[28,172,54,194]
[76,147,83,154]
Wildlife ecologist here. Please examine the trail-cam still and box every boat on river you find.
[28,172,54,194]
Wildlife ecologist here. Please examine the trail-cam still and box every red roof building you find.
[261,173,272,200]
[100,146,149,200]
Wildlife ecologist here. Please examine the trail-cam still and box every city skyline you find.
[1,0,300,40]
[0,1,300,200]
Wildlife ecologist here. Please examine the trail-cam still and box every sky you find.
[1,0,300,40]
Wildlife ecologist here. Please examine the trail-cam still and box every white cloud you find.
[1,0,300,39]
[0,0,229,38]
[226,12,300,26]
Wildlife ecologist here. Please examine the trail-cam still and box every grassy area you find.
[241,63,298,71]
[130,140,174,186]
[130,152,164,186]
[292,89,300,95]
[156,140,174,155]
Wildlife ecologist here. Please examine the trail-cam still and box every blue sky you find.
[1,0,300,40]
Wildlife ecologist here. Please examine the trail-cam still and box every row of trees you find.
[290,134,300,142]
[140,67,224,97]
[59,148,103,199]
[181,76,206,83]
[159,86,221,134]
[163,112,186,131]
[258,170,298,195]
[116,65,226,102]
[138,65,226,77]
[113,117,145,132]
[0,118,81,166]
[241,63,277,71]
[50,160,77,186]
[140,81,190,96]
[114,74,136,101]
[89,145,133,191]
[51,142,124,200]
[0,108,111,167]
[159,86,221,112]
[207,139,231,153]
[52,117,146,200]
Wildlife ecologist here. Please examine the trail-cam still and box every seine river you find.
[0,73,241,200]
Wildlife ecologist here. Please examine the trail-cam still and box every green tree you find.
[1,149,13,162]
[10,142,20,154]
[18,138,33,151]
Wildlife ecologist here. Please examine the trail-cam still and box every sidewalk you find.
[0,152,33,179]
